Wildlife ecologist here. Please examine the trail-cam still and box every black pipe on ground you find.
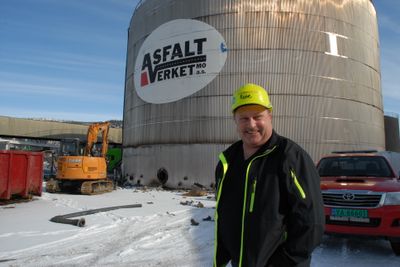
[49,204,142,227]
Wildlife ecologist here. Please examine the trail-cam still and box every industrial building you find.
[385,114,400,152]
[123,0,387,188]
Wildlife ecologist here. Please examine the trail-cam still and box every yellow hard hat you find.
[231,83,273,112]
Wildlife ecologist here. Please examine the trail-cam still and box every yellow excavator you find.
[46,122,114,195]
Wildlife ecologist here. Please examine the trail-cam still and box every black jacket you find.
[214,131,325,267]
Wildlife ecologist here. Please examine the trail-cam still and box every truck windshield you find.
[317,156,393,177]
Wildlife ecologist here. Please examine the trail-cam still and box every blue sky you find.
[375,0,400,118]
[0,0,138,121]
[0,0,399,122]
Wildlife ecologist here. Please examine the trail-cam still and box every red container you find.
[0,150,44,200]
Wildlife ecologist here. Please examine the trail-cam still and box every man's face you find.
[234,104,273,150]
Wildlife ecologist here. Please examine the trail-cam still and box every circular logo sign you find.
[342,193,355,201]
[134,19,228,104]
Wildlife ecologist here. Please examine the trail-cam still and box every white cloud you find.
[0,79,123,103]
[0,52,123,72]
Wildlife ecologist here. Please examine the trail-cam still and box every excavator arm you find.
[84,122,110,158]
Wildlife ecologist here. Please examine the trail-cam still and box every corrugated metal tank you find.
[123,0,383,188]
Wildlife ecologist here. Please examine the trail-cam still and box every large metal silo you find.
[123,0,383,188]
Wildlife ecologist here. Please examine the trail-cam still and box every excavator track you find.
[46,179,114,195]
[46,179,61,193]
[80,180,114,195]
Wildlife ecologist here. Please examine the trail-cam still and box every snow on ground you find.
[0,188,399,267]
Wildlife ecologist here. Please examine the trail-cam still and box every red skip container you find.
[0,150,44,200]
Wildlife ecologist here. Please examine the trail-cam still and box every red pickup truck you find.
[317,150,400,255]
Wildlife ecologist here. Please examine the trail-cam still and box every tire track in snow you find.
[4,208,204,266]
[89,209,197,266]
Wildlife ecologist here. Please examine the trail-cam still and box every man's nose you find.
[248,117,257,127]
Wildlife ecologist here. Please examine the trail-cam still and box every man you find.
[214,83,324,267]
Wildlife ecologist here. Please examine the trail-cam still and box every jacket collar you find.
[250,130,279,159]
[224,130,280,162]
[259,130,279,152]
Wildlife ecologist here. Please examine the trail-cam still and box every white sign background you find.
[134,19,227,104]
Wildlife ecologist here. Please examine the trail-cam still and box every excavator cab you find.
[59,139,101,157]
[59,138,82,156]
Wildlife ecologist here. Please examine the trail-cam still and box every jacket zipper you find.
[290,169,306,199]
[249,178,257,213]
[238,146,277,267]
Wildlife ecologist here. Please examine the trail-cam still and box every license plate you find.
[331,208,368,218]
[330,208,369,223]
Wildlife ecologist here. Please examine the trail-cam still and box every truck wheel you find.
[390,241,400,255]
